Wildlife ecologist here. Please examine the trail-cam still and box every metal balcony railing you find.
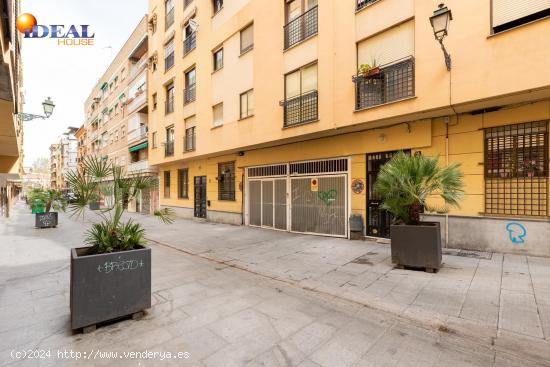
[184,32,196,55]
[165,8,174,29]
[165,97,174,114]
[165,140,174,157]
[284,6,318,50]
[280,90,318,127]
[165,52,174,71]
[128,125,148,144]
[353,57,415,110]
[356,0,379,11]
[184,85,196,105]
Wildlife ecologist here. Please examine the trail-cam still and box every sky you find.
[21,0,147,167]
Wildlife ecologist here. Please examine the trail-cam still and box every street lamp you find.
[430,3,452,71]
[17,97,56,121]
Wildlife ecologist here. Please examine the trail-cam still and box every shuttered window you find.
[240,24,254,54]
[493,0,550,32]
[357,20,414,67]
[213,103,223,127]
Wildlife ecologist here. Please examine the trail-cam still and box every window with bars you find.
[178,169,189,198]
[218,161,235,201]
[164,171,171,198]
[484,121,549,217]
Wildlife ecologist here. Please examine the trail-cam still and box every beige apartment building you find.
[49,127,78,190]
[147,0,550,256]
[0,0,23,217]
[81,15,158,214]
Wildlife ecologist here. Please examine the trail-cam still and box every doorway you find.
[194,176,207,218]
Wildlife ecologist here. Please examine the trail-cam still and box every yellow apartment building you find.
[147,0,550,256]
[81,16,159,214]
[0,0,23,216]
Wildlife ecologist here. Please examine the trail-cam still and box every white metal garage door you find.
[248,178,287,230]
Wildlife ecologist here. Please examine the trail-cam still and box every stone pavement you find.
[0,202,548,366]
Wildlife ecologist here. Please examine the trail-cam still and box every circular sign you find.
[352,179,365,194]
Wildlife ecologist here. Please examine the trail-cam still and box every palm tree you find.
[374,152,464,225]
[65,156,173,254]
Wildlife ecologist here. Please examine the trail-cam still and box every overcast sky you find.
[21,0,147,167]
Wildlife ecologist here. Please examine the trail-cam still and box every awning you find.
[118,93,125,100]
[129,142,148,152]
[100,82,108,90]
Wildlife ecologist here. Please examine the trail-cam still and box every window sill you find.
[354,95,416,112]
[212,7,223,18]
[178,196,189,200]
[238,114,254,121]
[212,67,223,75]
[239,47,253,57]
[211,123,223,130]
[164,65,174,73]
[355,0,382,14]
[282,118,319,129]
[487,15,550,39]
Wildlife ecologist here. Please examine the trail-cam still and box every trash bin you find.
[31,199,45,214]
[349,214,364,240]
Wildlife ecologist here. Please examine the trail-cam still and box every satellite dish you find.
[189,19,199,32]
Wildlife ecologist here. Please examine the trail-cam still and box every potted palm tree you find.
[28,188,66,228]
[374,152,464,272]
[66,156,173,332]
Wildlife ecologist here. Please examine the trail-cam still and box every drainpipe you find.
[445,117,450,248]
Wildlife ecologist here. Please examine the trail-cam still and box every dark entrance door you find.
[366,150,409,238]
[194,176,207,218]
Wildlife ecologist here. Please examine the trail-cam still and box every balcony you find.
[127,91,147,113]
[130,55,148,80]
[165,97,174,114]
[284,6,318,50]
[128,125,148,145]
[164,140,174,157]
[165,52,174,71]
[127,160,158,175]
[353,57,414,110]
[356,0,379,11]
[183,32,196,56]
[280,90,318,127]
[184,85,196,105]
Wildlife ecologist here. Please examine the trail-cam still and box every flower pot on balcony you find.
[390,222,442,272]
[70,246,151,331]
[35,212,58,228]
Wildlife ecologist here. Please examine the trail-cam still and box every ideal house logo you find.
[16,13,95,46]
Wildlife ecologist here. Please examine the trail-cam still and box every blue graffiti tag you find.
[506,222,527,244]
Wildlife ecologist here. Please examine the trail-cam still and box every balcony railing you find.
[128,125,148,144]
[185,127,196,152]
[183,32,196,55]
[353,57,414,110]
[130,55,148,79]
[165,140,174,157]
[280,90,318,127]
[165,8,174,29]
[184,85,196,105]
[165,97,174,114]
[284,6,318,50]
[356,0,379,11]
[127,92,147,113]
[127,160,158,175]
[165,52,174,71]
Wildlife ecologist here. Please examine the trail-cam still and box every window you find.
[484,121,548,217]
[164,171,171,198]
[184,23,196,55]
[240,89,254,119]
[165,0,175,29]
[213,0,223,14]
[121,68,126,81]
[492,1,550,33]
[165,126,175,156]
[165,83,175,114]
[284,0,318,49]
[184,0,193,8]
[150,16,157,33]
[185,115,196,151]
[184,68,196,104]
[213,48,223,71]
[152,93,158,110]
[164,39,175,71]
[356,0,379,11]
[152,131,157,148]
[178,169,189,198]
[213,103,223,127]
[240,24,254,54]
[218,162,235,201]
[283,62,318,126]
[285,62,317,99]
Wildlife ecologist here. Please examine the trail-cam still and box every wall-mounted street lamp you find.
[430,3,453,71]
[17,97,56,121]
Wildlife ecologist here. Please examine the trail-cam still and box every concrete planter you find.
[35,212,58,228]
[70,246,151,331]
[89,202,100,210]
[390,222,442,272]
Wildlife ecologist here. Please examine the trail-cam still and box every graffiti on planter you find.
[506,222,526,245]
[97,259,144,273]
[318,189,337,205]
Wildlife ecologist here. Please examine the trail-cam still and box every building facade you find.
[49,127,78,190]
[146,0,550,256]
[80,16,158,213]
[0,0,23,217]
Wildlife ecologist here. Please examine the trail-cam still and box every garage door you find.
[248,178,287,230]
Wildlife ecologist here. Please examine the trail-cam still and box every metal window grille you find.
[290,158,348,175]
[184,32,196,55]
[353,57,414,110]
[284,6,318,50]
[280,90,318,127]
[163,171,171,198]
[356,0,379,11]
[164,140,174,157]
[218,161,235,201]
[213,0,223,13]
[184,85,196,104]
[248,164,287,178]
[484,121,548,217]
[178,169,188,198]
[184,126,196,151]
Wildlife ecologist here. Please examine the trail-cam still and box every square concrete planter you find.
[70,246,151,331]
[390,222,442,272]
[35,212,58,228]
[88,202,100,210]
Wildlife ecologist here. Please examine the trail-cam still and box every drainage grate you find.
[443,249,493,260]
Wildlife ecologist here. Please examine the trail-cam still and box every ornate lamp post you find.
[430,3,453,71]
[17,97,56,121]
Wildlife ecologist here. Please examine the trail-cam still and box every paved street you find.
[1,202,550,366]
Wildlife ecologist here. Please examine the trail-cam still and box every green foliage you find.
[67,156,173,254]
[27,188,66,213]
[374,152,465,225]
